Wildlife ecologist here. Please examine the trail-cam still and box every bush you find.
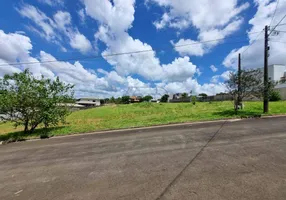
[142,95,153,102]
[269,90,281,101]
[160,94,169,103]
[192,96,197,105]
[121,96,130,104]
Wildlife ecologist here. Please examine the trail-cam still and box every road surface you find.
[1,117,286,200]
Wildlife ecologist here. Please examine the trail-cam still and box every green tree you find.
[225,69,273,114]
[199,93,208,101]
[191,96,197,105]
[181,93,188,99]
[269,90,281,101]
[160,94,169,103]
[115,97,122,104]
[0,70,74,134]
[142,95,153,102]
[110,96,115,103]
[137,96,143,102]
[199,93,208,97]
[121,96,130,104]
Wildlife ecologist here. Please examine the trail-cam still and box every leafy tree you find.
[137,96,143,102]
[226,69,275,114]
[192,96,197,105]
[110,96,115,103]
[63,98,76,103]
[198,93,208,101]
[217,92,228,95]
[199,93,208,97]
[142,95,153,102]
[181,93,188,98]
[160,94,169,103]
[121,96,130,104]
[115,97,122,104]
[269,90,281,101]
[0,70,74,134]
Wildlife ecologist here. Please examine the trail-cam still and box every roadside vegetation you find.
[1,70,285,143]
[1,101,286,142]
[0,70,74,141]
[226,69,279,114]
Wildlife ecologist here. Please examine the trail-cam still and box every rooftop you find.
[77,97,100,101]
[76,101,99,105]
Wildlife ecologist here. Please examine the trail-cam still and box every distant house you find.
[173,93,183,100]
[57,103,86,111]
[150,99,160,103]
[76,97,101,107]
[130,96,141,103]
[169,93,190,103]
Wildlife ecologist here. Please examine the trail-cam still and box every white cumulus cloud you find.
[223,0,286,69]
[17,4,93,54]
[148,0,248,56]
[210,65,218,72]
[0,29,227,98]
[0,30,32,62]
[37,0,64,7]
[211,71,232,83]
[83,0,199,82]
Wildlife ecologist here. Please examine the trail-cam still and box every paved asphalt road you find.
[1,117,286,200]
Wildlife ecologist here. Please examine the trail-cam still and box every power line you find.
[276,23,286,26]
[0,33,259,67]
[269,0,280,27]
[174,31,261,48]
[241,29,264,55]
[270,23,286,28]
[275,30,286,33]
[270,40,286,43]
[269,13,286,35]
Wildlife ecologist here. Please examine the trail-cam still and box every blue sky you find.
[0,0,285,98]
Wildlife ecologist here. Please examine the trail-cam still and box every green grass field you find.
[1,101,286,141]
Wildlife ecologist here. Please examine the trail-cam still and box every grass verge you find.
[1,101,286,142]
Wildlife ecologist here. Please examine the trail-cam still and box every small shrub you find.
[192,96,197,105]
[269,90,281,101]
[40,131,50,139]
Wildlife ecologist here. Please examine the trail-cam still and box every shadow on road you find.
[0,126,66,143]
[213,109,262,118]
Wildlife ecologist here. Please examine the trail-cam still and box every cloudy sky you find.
[0,0,285,98]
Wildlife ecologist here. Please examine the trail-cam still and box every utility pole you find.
[238,53,242,107]
[264,25,269,113]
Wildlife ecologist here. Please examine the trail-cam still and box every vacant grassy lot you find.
[1,101,286,141]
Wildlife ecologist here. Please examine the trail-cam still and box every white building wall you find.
[268,65,286,82]
[94,101,101,106]
[275,84,286,100]
[268,65,274,81]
